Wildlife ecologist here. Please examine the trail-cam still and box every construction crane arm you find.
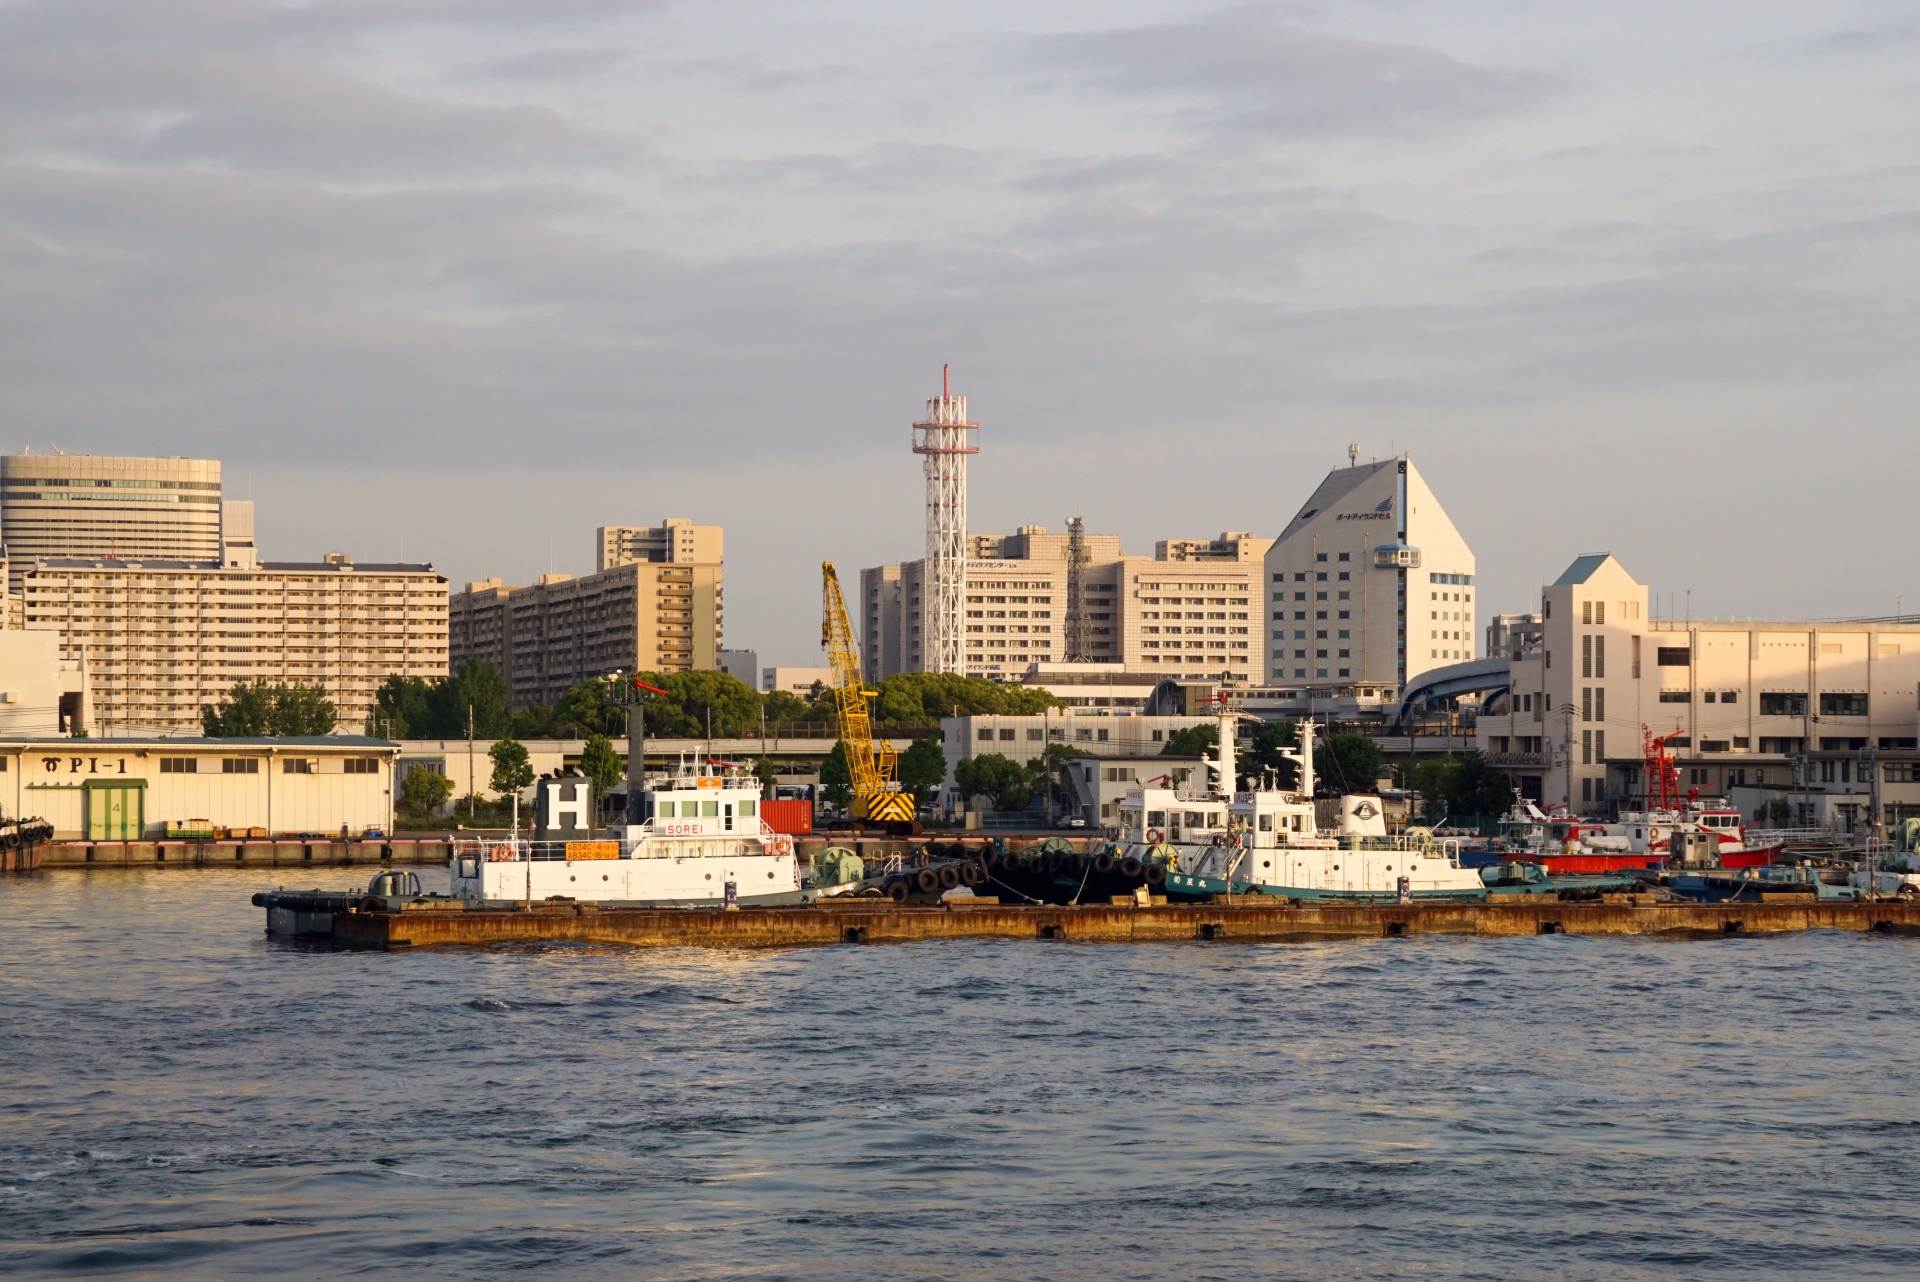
[822,562,912,824]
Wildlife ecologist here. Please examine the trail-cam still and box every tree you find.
[418,658,513,739]
[1247,721,1301,789]
[579,733,623,798]
[368,675,434,738]
[954,752,1031,811]
[399,767,454,817]
[897,736,948,805]
[1161,724,1217,758]
[488,737,533,798]
[1318,734,1385,797]
[1027,741,1079,808]
[1415,753,1515,818]
[637,670,763,738]
[870,671,1062,725]
[755,757,777,798]
[202,679,337,737]
[1766,797,1792,826]
[819,740,852,808]
[761,690,815,723]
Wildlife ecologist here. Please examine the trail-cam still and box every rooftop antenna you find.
[1347,443,1358,467]
[913,362,979,676]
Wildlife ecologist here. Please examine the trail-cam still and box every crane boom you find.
[822,562,916,825]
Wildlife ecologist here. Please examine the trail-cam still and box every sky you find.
[3,1,1917,665]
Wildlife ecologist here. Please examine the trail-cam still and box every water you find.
[5,868,1920,1280]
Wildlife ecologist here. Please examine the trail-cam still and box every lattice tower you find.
[911,365,978,674]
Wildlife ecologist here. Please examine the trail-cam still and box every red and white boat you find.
[1500,732,1782,874]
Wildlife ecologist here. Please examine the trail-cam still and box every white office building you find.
[1264,456,1475,695]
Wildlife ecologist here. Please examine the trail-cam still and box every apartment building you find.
[1475,553,1920,827]
[596,518,722,571]
[1,455,226,593]
[1264,456,1475,695]
[24,554,449,734]
[449,561,723,709]
[861,527,1260,682]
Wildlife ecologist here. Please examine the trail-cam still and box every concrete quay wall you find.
[41,838,455,869]
[333,899,1920,951]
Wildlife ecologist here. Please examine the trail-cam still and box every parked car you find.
[1054,815,1088,829]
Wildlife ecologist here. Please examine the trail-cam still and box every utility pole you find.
[467,704,474,822]
[1561,702,1576,811]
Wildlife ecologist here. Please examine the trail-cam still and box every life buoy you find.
[765,835,793,858]
[1146,829,1164,845]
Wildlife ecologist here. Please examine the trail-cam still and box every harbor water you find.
[5,868,1920,1279]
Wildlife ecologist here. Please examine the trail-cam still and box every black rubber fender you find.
[1093,851,1116,874]
[884,878,909,903]
[916,866,941,894]
[1144,862,1168,887]
[937,863,961,890]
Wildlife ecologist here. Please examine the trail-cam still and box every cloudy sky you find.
[4,1,1916,662]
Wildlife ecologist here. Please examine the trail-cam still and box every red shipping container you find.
[760,799,813,836]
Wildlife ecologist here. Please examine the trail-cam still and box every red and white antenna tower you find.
[912,364,979,675]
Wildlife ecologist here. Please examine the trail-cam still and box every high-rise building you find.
[595,518,723,571]
[1263,456,1474,693]
[23,554,449,734]
[860,526,1263,682]
[449,560,724,709]
[1,454,224,591]
[911,366,977,675]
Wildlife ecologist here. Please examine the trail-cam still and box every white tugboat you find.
[1114,698,1486,902]
[450,674,814,908]
[449,757,812,908]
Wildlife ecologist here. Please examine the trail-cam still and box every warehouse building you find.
[8,736,398,840]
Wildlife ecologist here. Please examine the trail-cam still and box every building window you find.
[345,757,379,774]
[1760,693,1806,716]
[1656,646,1690,666]
[283,758,311,774]
[160,757,196,774]
[1820,693,1868,717]
[1659,691,1689,703]
[1582,729,1592,764]
[1582,635,1592,678]
[998,729,1016,740]
[221,758,259,774]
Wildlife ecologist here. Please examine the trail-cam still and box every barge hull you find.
[321,900,1920,950]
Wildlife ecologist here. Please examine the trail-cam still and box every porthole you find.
[569,875,576,882]
[1262,861,1270,868]
[705,873,712,880]
[602,874,609,881]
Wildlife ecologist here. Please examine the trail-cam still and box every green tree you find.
[870,672,1062,725]
[761,690,816,723]
[399,767,454,817]
[579,732,623,798]
[954,752,1031,811]
[1160,724,1217,758]
[639,670,763,738]
[546,680,625,739]
[1317,733,1385,797]
[1027,741,1079,807]
[1414,753,1514,817]
[819,740,852,808]
[488,737,534,798]
[368,675,434,738]
[755,757,777,798]
[1247,721,1301,789]
[422,658,513,739]
[1766,797,1792,826]
[202,679,337,737]
[896,736,948,805]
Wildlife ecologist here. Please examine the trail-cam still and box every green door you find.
[85,781,145,840]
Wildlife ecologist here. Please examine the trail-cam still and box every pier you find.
[312,897,1920,950]
[35,837,455,869]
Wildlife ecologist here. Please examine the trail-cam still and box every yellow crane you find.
[821,562,918,827]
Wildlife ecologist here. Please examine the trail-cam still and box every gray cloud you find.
[0,0,1916,653]
[1026,8,1564,137]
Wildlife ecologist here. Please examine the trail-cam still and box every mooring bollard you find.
[1397,875,1411,906]
[724,879,739,911]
